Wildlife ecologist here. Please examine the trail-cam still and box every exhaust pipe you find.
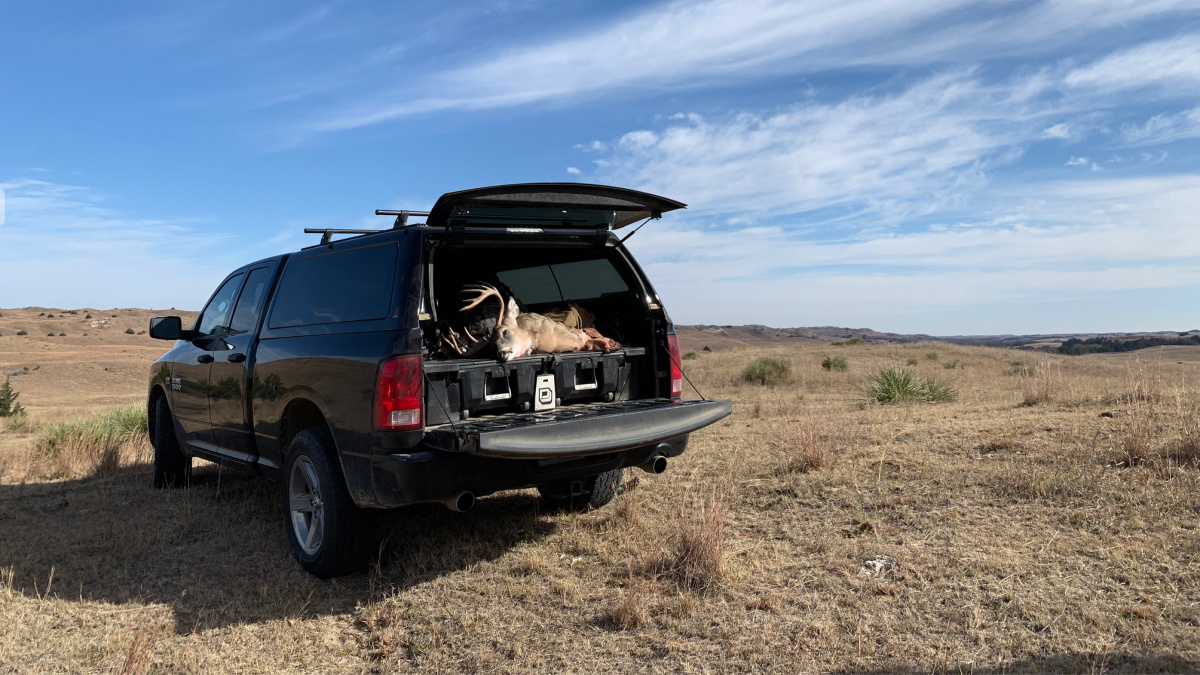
[639,455,668,474]
[442,491,475,512]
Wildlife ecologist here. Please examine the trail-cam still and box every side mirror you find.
[149,316,191,341]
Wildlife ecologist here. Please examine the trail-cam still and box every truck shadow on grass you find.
[0,463,556,634]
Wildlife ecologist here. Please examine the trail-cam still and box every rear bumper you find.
[364,434,690,507]
[424,398,732,457]
[349,398,731,508]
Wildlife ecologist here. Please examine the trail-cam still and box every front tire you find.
[538,468,624,512]
[152,397,191,489]
[283,428,376,578]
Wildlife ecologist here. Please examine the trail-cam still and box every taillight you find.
[667,334,683,399]
[375,355,423,431]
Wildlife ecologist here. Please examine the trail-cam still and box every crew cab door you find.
[208,263,277,463]
[173,272,244,449]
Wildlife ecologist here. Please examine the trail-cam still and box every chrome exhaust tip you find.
[443,491,475,512]
[639,456,668,474]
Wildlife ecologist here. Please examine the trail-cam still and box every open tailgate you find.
[423,398,731,458]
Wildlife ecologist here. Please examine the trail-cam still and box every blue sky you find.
[2,0,1199,335]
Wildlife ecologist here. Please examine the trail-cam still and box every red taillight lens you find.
[375,354,423,431]
[667,334,683,399]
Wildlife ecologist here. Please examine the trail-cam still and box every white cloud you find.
[0,178,250,309]
[1064,33,1200,95]
[1065,156,1100,171]
[1121,107,1200,145]
[303,0,1200,132]
[623,175,1200,333]
[574,140,607,152]
[597,71,1048,220]
[565,166,581,175]
[1041,123,1073,139]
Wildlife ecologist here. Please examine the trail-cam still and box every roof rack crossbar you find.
[303,228,387,245]
[375,210,431,228]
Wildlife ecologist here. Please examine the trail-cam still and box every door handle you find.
[227,353,246,363]
[197,354,214,364]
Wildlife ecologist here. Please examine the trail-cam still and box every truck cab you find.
[146,183,731,577]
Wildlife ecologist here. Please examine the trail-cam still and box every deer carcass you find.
[456,283,620,361]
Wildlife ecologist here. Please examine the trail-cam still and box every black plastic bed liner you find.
[423,347,647,425]
[422,398,732,458]
[423,347,645,373]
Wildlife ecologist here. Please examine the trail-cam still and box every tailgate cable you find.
[667,345,709,401]
[423,370,462,440]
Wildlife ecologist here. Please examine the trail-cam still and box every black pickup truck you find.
[146,183,732,577]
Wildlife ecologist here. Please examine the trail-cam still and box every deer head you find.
[460,283,532,361]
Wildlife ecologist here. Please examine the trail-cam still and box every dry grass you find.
[3,340,1200,672]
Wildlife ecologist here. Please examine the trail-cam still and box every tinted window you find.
[269,244,397,328]
[496,258,629,305]
[196,274,244,336]
[230,266,272,333]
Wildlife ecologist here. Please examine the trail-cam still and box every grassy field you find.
[2,336,1200,673]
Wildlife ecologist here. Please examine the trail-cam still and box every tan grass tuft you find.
[117,626,153,675]
[670,489,729,593]
[773,415,836,473]
[606,578,652,630]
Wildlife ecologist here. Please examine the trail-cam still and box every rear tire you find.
[283,428,376,578]
[152,397,191,489]
[538,468,624,512]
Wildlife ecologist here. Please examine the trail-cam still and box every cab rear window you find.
[269,243,397,328]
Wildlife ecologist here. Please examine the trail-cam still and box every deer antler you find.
[460,283,505,317]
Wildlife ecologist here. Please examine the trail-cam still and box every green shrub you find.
[943,359,961,369]
[906,357,918,366]
[1007,360,1035,376]
[4,410,30,432]
[0,378,24,418]
[832,337,865,346]
[924,351,938,360]
[33,404,147,476]
[867,367,955,404]
[742,356,791,385]
[821,356,848,371]
[124,328,135,335]
[16,330,27,336]
[683,351,699,360]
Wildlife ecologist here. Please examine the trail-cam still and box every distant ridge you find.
[675,324,1199,352]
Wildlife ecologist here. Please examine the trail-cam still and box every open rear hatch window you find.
[426,183,686,230]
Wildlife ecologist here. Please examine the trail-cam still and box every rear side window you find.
[269,244,397,328]
[497,258,629,305]
[230,266,272,333]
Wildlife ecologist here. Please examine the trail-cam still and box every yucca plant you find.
[867,367,955,404]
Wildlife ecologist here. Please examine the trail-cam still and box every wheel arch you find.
[279,398,334,458]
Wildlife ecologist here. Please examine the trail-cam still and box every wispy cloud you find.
[594,71,1050,221]
[1121,107,1200,146]
[301,0,1200,133]
[1063,33,1200,95]
[622,176,1200,333]
[0,178,244,309]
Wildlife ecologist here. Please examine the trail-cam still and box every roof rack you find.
[302,210,432,245]
[303,228,387,245]
[375,210,430,227]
